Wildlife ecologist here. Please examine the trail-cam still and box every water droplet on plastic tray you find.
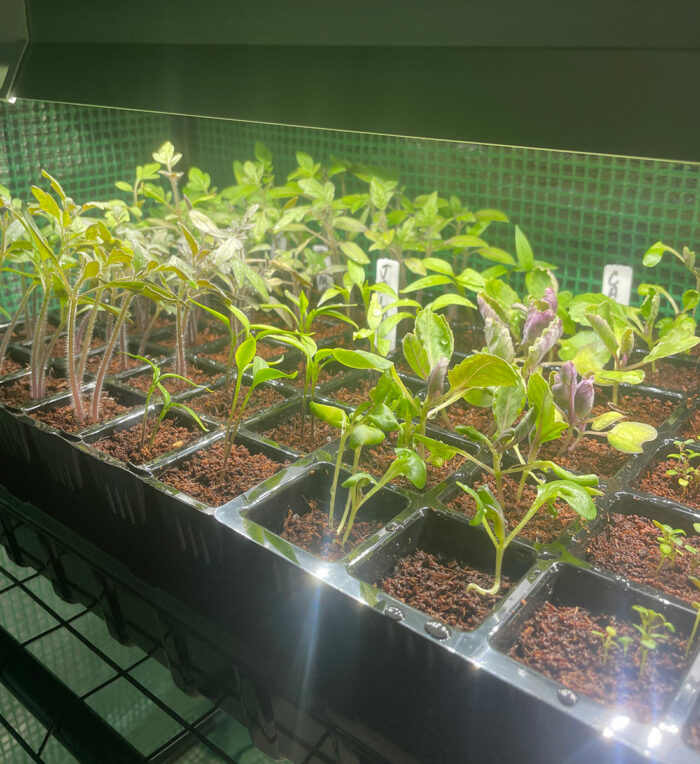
[425,620,450,640]
[557,688,578,706]
[385,606,404,621]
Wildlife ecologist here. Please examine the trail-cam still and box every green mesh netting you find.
[1,100,699,313]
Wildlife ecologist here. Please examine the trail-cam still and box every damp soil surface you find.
[84,353,144,375]
[30,393,128,433]
[328,376,375,407]
[683,407,700,439]
[157,439,287,506]
[442,399,493,433]
[446,473,579,545]
[0,374,67,406]
[642,360,700,393]
[536,437,628,479]
[509,601,689,723]
[93,416,204,465]
[124,361,216,395]
[188,384,287,421]
[281,503,381,561]
[0,358,26,376]
[638,458,700,511]
[379,549,513,631]
[258,412,336,453]
[354,432,465,491]
[586,512,700,605]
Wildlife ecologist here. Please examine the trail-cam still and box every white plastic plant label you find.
[376,258,400,351]
[602,264,633,305]
[313,245,334,292]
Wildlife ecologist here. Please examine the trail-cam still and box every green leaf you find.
[339,240,370,264]
[478,247,515,265]
[349,424,385,449]
[514,226,534,271]
[333,348,393,371]
[595,369,645,386]
[445,235,488,249]
[115,180,133,193]
[401,274,453,293]
[342,472,377,490]
[493,384,525,433]
[585,309,619,357]
[606,421,657,453]
[347,259,365,288]
[235,336,257,372]
[333,216,366,233]
[413,434,459,467]
[425,293,475,312]
[535,480,597,521]
[644,329,700,364]
[455,424,491,448]
[309,402,348,429]
[484,317,515,362]
[387,448,426,490]
[421,257,454,276]
[367,403,399,432]
[447,353,519,394]
[643,241,667,267]
[591,411,625,431]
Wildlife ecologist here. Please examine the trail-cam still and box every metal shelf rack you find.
[0,543,280,763]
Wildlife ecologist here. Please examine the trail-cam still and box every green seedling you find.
[665,439,700,498]
[591,624,619,666]
[653,520,688,570]
[125,354,210,451]
[458,478,599,597]
[631,605,675,677]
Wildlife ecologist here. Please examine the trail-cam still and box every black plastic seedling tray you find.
[2,355,700,762]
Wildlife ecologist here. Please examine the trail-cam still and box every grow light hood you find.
[2,0,700,162]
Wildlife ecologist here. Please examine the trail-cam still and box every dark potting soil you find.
[125,361,215,395]
[682,407,700,439]
[0,358,25,376]
[379,549,513,631]
[156,325,226,347]
[447,473,578,545]
[537,437,628,479]
[259,413,336,453]
[158,440,287,506]
[31,393,128,433]
[309,321,350,344]
[328,376,375,407]
[0,374,67,406]
[354,432,465,492]
[93,416,203,465]
[188,385,286,421]
[509,601,690,723]
[639,458,700,511]
[281,504,381,561]
[592,391,675,429]
[586,512,700,606]
[85,352,144,375]
[642,359,700,393]
[443,399,493,433]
